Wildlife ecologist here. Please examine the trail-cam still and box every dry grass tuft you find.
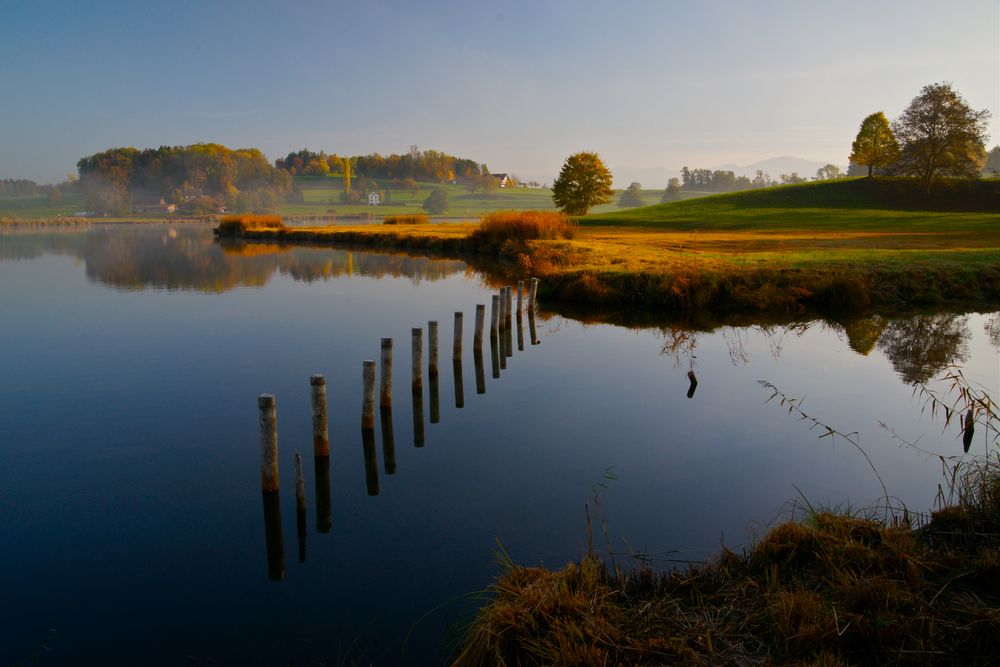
[468,210,575,249]
[215,214,284,235]
[383,214,429,225]
[455,459,1000,666]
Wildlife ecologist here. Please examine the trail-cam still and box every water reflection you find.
[657,312,974,387]
[261,491,284,581]
[0,225,469,291]
[314,456,332,533]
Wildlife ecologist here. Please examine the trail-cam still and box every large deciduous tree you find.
[422,187,449,214]
[551,152,614,215]
[892,83,990,185]
[849,112,900,177]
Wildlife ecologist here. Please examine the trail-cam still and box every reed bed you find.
[454,464,1000,666]
[467,210,575,249]
[384,214,429,225]
[215,214,285,235]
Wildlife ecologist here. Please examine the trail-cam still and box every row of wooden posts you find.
[257,278,540,580]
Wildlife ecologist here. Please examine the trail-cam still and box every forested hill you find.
[76,144,292,216]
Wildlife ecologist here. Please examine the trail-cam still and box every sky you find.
[1,0,997,185]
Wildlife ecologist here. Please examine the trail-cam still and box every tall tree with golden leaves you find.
[551,152,614,216]
[849,112,900,177]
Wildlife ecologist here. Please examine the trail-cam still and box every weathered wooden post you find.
[294,452,307,563]
[474,304,485,351]
[499,321,507,370]
[506,285,514,323]
[362,360,376,431]
[474,346,486,394]
[516,280,524,314]
[314,455,332,533]
[491,328,501,378]
[498,288,506,327]
[258,394,279,493]
[529,277,539,312]
[428,321,439,378]
[380,406,396,474]
[453,358,464,408]
[362,427,379,496]
[490,295,500,338]
[516,311,524,351]
[429,365,440,424]
[261,489,284,581]
[529,308,540,345]
[505,288,513,359]
[310,375,329,458]
[412,382,425,447]
[411,328,423,390]
[687,370,698,399]
[453,311,463,359]
[379,338,393,409]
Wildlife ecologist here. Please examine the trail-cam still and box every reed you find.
[216,214,285,235]
[383,214,429,225]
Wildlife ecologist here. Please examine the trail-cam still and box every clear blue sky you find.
[1,0,997,184]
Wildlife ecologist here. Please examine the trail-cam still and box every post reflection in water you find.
[314,456,332,533]
[261,491,285,581]
[380,407,397,474]
[517,312,524,351]
[529,310,540,345]
[429,371,440,424]
[453,358,465,408]
[412,387,425,447]
[296,505,307,564]
[490,333,500,378]
[474,346,486,394]
[362,427,380,496]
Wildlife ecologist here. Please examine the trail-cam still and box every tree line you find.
[76,144,292,215]
[275,145,488,183]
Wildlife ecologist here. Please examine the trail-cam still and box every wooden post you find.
[499,320,507,370]
[474,346,486,394]
[490,295,500,338]
[294,452,307,564]
[453,311,463,359]
[687,370,698,399]
[258,394,279,493]
[498,288,506,326]
[362,427,379,496]
[362,360,376,431]
[491,328,501,377]
[314,455,332,533]
[506,286,514,324]
[516,280,524,314]
[529,308,540,345]
[411,327,423,390]
[474,304,485,351]
[261,489,284,581]
[412,383,425,447]
[428,321,439,378]
[379,338,393,409]
[505,288,513,359]
[453,358,464,408]
[310,375,329,458]
[380,406,397,474]
[516,310,524,351]
[529,277,539,312]
[429,365,440,424]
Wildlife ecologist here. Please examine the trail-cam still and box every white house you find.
[368,192,380,206]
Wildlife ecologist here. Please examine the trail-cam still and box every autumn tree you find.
[342,158,352,193]
[422,187,449,214]
[892,83,990,184]
[849,112,900,177]
[617,181,644,208]
[814,164,842,180]
[551,152,614,215]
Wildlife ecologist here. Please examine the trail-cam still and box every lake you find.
[1,222,996,665]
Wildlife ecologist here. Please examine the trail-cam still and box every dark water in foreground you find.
[1,223,997,665]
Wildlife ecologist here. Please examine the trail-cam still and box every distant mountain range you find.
[611,156,843,189]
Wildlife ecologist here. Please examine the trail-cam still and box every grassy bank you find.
[215,180,1000,314]
[454,455,1000,666]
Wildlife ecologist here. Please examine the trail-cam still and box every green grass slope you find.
[583,178,1000,231]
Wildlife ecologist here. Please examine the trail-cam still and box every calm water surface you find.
[1,223,997,665]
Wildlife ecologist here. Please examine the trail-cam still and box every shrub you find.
[215,214,284,235]
[383,214,429,225]
[468,210,574,247]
